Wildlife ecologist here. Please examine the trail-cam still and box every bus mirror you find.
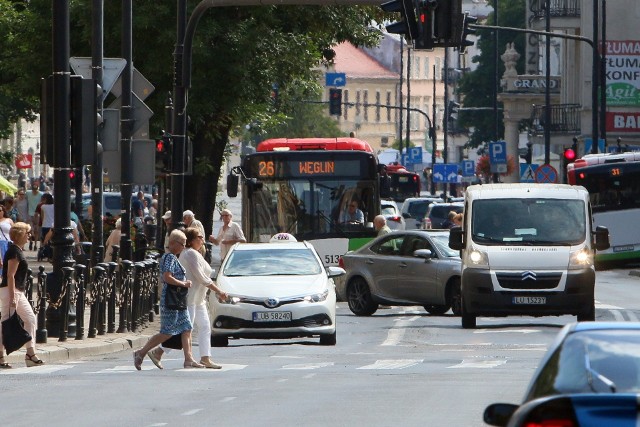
[227,174,239,197]
[449,226,464,250]
[594,226,610,251]
[379,175,391,198]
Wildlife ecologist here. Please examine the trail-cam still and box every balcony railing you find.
[530,0,581,19]
[530,103,581,135]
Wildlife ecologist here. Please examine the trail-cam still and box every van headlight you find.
[569,248,593,268]
[304,289,329,303]
[466,248,489,268]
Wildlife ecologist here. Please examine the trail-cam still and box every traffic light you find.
[415,0,436,49]
[447,101,460,123]
[70,75,99,167]
[458,13,478,52]
[562,146,576,179]
[329,88,342,116]
[69,169,76,187]
[155,133,172,174]
[380,0,418,40]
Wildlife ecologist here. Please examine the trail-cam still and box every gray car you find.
[338,230,462,316]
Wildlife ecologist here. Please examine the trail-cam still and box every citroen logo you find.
[264,297,280,308]
[521,271,537,281]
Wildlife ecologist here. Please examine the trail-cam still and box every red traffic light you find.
[156,140,164,152]
[69,170,75,179]
[563,148,576,161]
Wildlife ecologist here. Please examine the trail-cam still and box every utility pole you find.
[405,47,411,154]
[119,0,133,261]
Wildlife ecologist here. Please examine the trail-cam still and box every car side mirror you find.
[326,266,346,278]
[449,226,464,250]
[402,212,411,219]
[413,249,432,260]
[483,403,518,427]
[594,225,610,251]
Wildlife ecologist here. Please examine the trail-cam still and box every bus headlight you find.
[467,249,489,267]
[569,248,593,268]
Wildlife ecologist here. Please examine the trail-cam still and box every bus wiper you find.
[472,235,503,243]
[317,210,347,236]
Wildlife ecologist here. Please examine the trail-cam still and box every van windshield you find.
[471,198,586,245]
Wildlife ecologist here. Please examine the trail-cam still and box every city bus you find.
[382,163,421,202]
[567,151,640,264]
[226,137,382,266]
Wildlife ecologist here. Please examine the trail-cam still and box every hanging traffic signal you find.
[70,75,98,167]
[458,13,478,52]
[415,0,436,49]
[155,133,172,175]
[381,0,418,40]
[329,88,342,116]
[447,101,460,123]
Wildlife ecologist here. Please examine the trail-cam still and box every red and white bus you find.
[227,137,381,266]
[567,151,640,264]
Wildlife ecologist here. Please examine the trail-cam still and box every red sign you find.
[606,112,640,133]
[15,154,33,169]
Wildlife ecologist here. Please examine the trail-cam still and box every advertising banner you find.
[605,40,640,106]
[606,112,640,133]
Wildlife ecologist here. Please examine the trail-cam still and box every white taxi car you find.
[209,233,345,347]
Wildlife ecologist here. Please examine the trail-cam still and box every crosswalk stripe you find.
[281,362,334,370]
[357,359,423,370]
[0,364,74,375]
[448,360,506,369]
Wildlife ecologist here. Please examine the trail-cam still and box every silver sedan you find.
[338,230,462,316]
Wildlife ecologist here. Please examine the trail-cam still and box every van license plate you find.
[513,296,546,305]
[253,311,292,322]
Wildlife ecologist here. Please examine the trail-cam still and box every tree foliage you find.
[0,0,385,234]
[457,0,526,148]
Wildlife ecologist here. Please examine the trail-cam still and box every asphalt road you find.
[2,268,638,427]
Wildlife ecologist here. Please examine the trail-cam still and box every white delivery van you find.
[449,183,610,329]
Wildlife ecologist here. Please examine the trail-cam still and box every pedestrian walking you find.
[373,215,392,236]
[183,210,206,256]
[104,218,122,262]
[0,222,44,368]
[209,209,246,261]
[133,229,204,370]
[26,184,42,251]
[147,227,227,369]
[14,190,28,223]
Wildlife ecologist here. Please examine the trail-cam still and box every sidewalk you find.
[5,246,160,366]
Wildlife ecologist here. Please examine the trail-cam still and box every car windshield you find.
[407,200,433,219]
[471,198,586,245]
[223,248,323,276]
[526,329,640,400]
[430,234,460,257]
[381,205,398,216]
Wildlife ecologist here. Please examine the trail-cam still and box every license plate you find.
[253,311,292,322]
[513,296,546,305]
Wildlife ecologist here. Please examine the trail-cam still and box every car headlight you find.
[569,248,593,268]
[218,295,241,305]
[303,289,329,303]
[466,247,489,268]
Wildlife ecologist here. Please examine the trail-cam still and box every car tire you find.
[448,278,462,316]
[211,335,229,347]
[423,305,449,315]
[320,331,337,346]
[461,300,476,329]
[347,277,378,316]
[577,301,595,322]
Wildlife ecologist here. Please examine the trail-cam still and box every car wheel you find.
[577,301,595,322]
[423,305,449,315]
[461,300,476,329]
[448,278,462,316]
[320,331,337,346]
[347,278,378,316]
[211,335,229,347]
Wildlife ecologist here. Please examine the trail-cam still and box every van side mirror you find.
[227,174,239,197]
[594,225,610,251]
[449,226,464,250]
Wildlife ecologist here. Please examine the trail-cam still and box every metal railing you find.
[529,103,581,135]
[530,0,581,19]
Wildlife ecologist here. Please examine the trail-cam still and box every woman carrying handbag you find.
[0,222,44,368]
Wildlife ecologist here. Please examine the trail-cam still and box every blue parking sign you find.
[462,160,475,177]
[409,147,422,163]
[489,141,507,164]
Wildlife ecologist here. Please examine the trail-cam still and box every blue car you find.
[484,322,640,427]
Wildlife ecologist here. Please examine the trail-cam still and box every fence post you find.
[36,266,48,344]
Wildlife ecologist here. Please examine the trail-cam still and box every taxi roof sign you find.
[269,233,298,243]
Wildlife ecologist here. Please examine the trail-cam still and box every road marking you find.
[474,329,540,334]
[595,300,623,309]
[281,362,333,370]
[358,359,423,370]
[610,309,626,322]
[87,365,153,373]
[303,373,317,379]
[220,397,237,403]
[448,360,507,369]
[382,316,419,346]
[627,311,639,322]
[182,409,203,416]
[0,364,75,375]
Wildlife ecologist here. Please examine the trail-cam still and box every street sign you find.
[102,139,156,185]
[534,164,558,183]
[584,138,606,155]
[462,160,475,177]
[325,72,346,87]
[489,140,507,164]
[402,154,413,169]
[69,57,126,97]
[519,163,539,183]
[432,164,458,183]
[100,108,120,152]
[111,67,155,101]
[409,146,422,163]
[108,93,154,136]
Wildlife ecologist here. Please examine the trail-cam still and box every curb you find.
[630,270,640,278]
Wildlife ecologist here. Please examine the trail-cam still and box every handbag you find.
[163,333,183,350]
[2,310,32,355]
[164,284,188,310]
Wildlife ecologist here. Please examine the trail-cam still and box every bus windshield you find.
[471,198,586,245]
[574,161,640,213]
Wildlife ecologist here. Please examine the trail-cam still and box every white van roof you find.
[464,183,589,202]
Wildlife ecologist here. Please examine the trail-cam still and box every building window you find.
[363,90,369,121]
[414,56,421,79]
[410,97,420,131]
[375,91,381,122]
[424,57,430,79]
[386,91,392,122]
[356,90,361,116]
[435,57,441,80]
[343,90,349,120]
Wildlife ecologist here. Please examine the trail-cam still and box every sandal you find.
[200,358,222,369]
[0,357,12,369]
[183,360,205,369]
[25,354,44,367]
[133,350,144,371]
[148,348,163,370]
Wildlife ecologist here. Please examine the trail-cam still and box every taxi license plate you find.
[253,311,292,322]
[513,296,546,305]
